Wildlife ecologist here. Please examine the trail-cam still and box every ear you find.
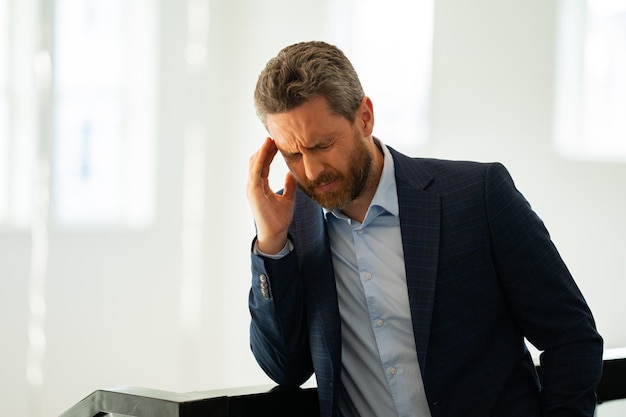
[357,96,374,136]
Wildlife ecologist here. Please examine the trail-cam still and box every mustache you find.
[302,172,342,189]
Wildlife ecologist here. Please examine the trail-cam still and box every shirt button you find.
[390,367,397,375]
[357,229,364,234]
[364,272,372,280]
[376,319,384,327]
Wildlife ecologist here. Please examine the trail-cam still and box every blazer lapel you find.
[290,189,341,389]
[391,148,440,375]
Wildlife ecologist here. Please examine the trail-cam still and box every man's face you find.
[266,96,374,211]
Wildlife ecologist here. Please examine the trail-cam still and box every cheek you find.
[284,161,304,181]
[323,154,347,176]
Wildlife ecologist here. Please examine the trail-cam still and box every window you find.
[0,0,158,229]
[0,0,8,223]
[554,0,626,161]
[54,0,158,227]
[0,0,37,228]
[327,0,434,151]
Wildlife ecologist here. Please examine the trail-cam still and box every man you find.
[246,41,603,417]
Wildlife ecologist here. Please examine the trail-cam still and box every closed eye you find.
[282,151,301,160]
[306,140,334,152]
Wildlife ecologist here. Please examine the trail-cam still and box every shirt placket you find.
[352,223,402,401]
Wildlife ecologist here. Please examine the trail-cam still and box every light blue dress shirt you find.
[326,143,431,417]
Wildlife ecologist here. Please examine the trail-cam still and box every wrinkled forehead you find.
[265,97,351,152]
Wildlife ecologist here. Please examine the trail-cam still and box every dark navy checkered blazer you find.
[249,147,603,417]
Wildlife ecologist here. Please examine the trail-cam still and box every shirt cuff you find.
[253,239,293,259]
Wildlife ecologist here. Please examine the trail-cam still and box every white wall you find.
[0,0,624,416]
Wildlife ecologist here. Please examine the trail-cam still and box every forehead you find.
[266,97,350,149]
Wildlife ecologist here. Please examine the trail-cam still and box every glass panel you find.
[53,0,157,227]
[0,0,37,228]
[0,0,9,222]
[582,0,626,156]
[327,0,434,151]
[554,0,626,161]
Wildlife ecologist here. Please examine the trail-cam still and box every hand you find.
[247,137,297,255]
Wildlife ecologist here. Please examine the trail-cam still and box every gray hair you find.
[254,41,365,127]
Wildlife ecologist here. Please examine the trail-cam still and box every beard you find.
[296,134,373,211]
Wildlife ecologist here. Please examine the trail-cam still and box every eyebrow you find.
[281,138,334,157]
[304,141,330,150]
[281,149,300,159]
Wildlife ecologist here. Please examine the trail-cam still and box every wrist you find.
[256,234,288,256]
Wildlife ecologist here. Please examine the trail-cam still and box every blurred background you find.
[1,0,625,415]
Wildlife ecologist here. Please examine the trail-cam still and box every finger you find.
[258,137,278,179]
[248,138,275,184]
[282,171,297,200]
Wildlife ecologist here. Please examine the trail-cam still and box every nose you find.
[302,153,324,181]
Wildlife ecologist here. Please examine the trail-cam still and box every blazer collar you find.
[389,146,434,191]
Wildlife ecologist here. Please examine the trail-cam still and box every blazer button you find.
[259,274,270,300]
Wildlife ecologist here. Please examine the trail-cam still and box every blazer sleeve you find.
[485,163,603,416]
[248,238,314,387]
